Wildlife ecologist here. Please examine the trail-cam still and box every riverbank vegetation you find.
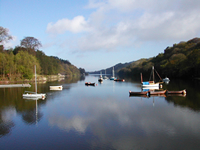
[118,37,200,80]
[0,26,84,81]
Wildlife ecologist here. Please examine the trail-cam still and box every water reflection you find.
[47,92,200,149]
[1,76,200,149]
[22,99,42,125]
[0,107,15,137]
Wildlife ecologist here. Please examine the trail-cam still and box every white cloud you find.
[46,0,200,52]
[86,0,106,9]
[46,16,90,34]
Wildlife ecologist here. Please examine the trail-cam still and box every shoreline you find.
[0,74,66,84]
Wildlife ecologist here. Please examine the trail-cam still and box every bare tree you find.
[20,37,42,50]
[0,26,12,43]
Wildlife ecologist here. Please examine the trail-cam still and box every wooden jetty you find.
[0,84,31,88]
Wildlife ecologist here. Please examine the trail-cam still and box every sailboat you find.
[103,69,109,80]
[141,66,162,89]
[98,71,103,82]
[110,67,117,80]
[23,65,46,100]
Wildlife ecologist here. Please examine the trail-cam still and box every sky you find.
[1,0,200,71]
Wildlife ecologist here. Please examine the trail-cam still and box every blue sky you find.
[1,0,200,71]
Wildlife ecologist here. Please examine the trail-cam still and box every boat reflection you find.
[23,98,43,125]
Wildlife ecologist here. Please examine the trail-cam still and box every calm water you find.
[0,75,200,150]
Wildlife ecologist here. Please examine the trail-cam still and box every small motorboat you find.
[163,77,170,84]
[114,79,125,82]
[50,85,63,90]
[98,72,103,82]
[85,82,95,86]
[98,77,103,82]
[129,91,150,96]
[163,77,170,82]
[166,89,186,95]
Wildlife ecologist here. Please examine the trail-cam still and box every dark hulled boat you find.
[85,82,95,86]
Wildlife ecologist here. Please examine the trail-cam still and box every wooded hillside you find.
[118,38,200,80]
[0,26,83,81]
[0,48,81,80]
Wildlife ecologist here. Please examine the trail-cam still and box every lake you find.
[0,75,200,150]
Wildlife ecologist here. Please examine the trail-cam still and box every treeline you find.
[118,37,200,80]
[0,26,85,80]
[0,47,82,80]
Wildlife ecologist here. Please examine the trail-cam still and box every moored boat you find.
[129,91,150,96]
[142,82,160,88]
[114,79,125,82]
[103,69,109,80]
[163,77,170,84]
[50,85,63,90]
[23,91,46,99]
[149,90,166,95]
[166,89,186,94]
[141,66,163,89]
[85,82,95,86]
[110,67,117,80]
[163,77,170,82]
[98,76,103,82]
[23,65,46,100]
[98,72,103,82]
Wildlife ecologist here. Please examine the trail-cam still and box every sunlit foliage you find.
[118,38,200,79]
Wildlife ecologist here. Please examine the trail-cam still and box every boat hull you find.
[129,91,150,96]
[50,85,63,90]
[85,82,95,86]
[142,83,160,88]
[110,77,116,80]
[114,79,125,82]
[23,93,46,99]
[166,89,186,94]
[149,90,166,95]
[98,78,103,82]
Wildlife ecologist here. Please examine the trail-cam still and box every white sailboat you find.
[23,65,46,100]
[141,66,162,89]
[103,69,109,80]
[110,67,117,80]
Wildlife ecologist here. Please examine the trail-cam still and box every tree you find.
[15,51,41,79]
[20,37,42,51]
[0,26,12,44]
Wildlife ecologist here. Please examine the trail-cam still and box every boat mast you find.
[113,67,115,77]
[152,66,155,83]
[140,73,143,83]
[35,65,37,94]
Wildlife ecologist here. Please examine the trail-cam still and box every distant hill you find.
[88,61,133,75]
[88,37,200,80]
[118,37,200,79]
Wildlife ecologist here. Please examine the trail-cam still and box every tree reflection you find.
[0,121,14,137]
[22,109,43,125]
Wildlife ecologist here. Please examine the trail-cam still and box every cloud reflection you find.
[47,95,200,149]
